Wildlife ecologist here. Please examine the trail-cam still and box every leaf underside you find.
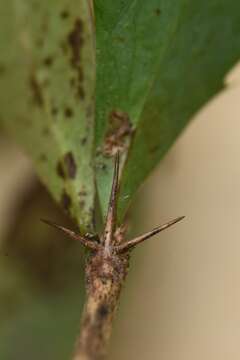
[1,0,240,226]
[0,0,95,231]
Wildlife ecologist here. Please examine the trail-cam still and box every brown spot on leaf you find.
[103,110,134,156]
[67,18,85,100]
[77,85,85,100]
[60,10,69,19]
[29,74,43,107]
[155,8,161,16]
[61,191,71,211]
[43,56,54,67]
[56,161,66,179]
[68,18,84,67]
[150,144,159,154]
[81,137,87,145]
[64,151,77,178]
[65,107,73,118]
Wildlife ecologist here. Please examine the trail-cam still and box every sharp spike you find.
[115,216,185,253]
[41,219,100,251]
[103,152,120,253]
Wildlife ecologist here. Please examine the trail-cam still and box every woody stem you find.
[72,249,129,360]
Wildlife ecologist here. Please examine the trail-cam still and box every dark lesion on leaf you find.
[81,137,87,145]
[43,56,54,67]
[102,110,135,157]
[64,151,77,178]
[29,74,44,107]
[61,190,72,212]
[57,152,77,180]
[65,107,74,118]
[77,85,85,100]
[60,10,70,19]
[67,18,85,100]
[68,18,84,67]
[155,8,161,16]
[149,144,159,154]
[57,161,66,179]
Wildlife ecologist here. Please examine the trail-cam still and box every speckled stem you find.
[42,152,184,360]
[72,249,129,360]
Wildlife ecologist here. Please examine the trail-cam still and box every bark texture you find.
[42,153,184,360]
[73,250,129,360]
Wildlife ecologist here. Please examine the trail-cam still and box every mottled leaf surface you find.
[94,0,240,219]
[0,1,95,231]
[1,1,240,227]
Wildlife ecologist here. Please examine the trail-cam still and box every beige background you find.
[1,65,240,359]
[110,64,240,359]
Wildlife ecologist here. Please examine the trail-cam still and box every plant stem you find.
[72,249,129,360]
[43,154,184,360]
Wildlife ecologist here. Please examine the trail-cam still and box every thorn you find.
[41,219,100,251]
[115,216,185,253]
[103,151,120,252]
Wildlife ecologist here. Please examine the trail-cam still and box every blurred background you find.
[0,64,240,359]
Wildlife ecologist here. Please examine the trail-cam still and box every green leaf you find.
[94,0,240,219]
[0,1,95,231]
[1,1,240,228]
